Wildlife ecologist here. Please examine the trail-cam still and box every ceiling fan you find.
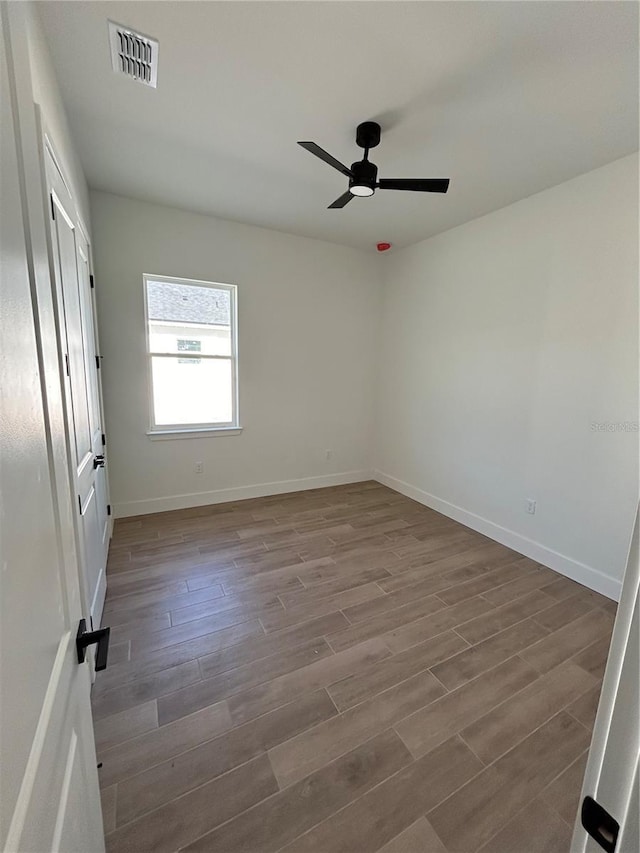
[298,121,450,209]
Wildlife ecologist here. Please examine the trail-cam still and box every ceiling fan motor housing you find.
[356,121,381,150]
[350,159,378,193]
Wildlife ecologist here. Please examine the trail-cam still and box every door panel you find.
[572,509,639,852]
[95,462,110,570]
[47,153,108,634]
[76,241,100,443]
[82,483,107,619]
[77,231,110,581]
[7,640,103,853]
[51,199,92,469]
[0,6,103,849]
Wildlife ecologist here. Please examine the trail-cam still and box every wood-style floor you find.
[94,482,616,853]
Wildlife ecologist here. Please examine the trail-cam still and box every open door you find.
[43,136,110,640]
[571,508,639,853]
[78,228,111,576]
[0,5,104,850]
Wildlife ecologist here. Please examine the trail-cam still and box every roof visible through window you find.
[147,280,230,326]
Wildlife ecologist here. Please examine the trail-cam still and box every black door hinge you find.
[90,274,95,289]
[50,195,55,220]
[101,433,106,447]
[65,353,70,376]
[107,504,112,516]
[581,796,619,853]
[77,495,82,513]
[95,355,101,369]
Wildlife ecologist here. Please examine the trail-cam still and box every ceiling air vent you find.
[108,21,158,87]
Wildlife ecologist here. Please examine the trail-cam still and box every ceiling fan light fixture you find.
[349,184,375,197]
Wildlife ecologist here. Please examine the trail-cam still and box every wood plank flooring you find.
[94,482,616,852]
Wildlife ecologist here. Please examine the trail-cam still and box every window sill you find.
[146,427,243,441]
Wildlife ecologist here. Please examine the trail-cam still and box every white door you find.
[571,508,639,853]
[45,147,109,636]
[0,6,104,850]
[76,227,110,583]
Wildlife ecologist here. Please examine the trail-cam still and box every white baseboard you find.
[114,470,372,519]
[374,469,621,602]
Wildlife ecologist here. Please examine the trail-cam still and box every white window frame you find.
[143,274,240,438]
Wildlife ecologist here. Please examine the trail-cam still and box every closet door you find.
[46,147,108,636]
[76,228,110,593]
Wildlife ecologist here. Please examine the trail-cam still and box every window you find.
[144,275,239,434]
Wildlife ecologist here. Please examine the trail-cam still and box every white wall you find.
[25,3,91,228]
[93,157,638,598]
[375,154,639,599]
[91,191,381,516]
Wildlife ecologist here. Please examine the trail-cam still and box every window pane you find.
[177,339,202,353]
[147,280,231,355]
[151,356,233,425]
[177,339,202,364]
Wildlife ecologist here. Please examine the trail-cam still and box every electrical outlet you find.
[195,462,204,474]
[325,449,332,460]
[526,499,536,515]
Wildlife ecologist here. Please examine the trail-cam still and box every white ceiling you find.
[37,1,639,250]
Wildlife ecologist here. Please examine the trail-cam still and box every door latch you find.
[581,796,619,853]
[93,455,105,469]
[76,619,110,671]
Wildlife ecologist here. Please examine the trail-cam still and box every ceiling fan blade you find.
[298,141,353,177]
[328,191,354,209]
[378,178,450,193]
